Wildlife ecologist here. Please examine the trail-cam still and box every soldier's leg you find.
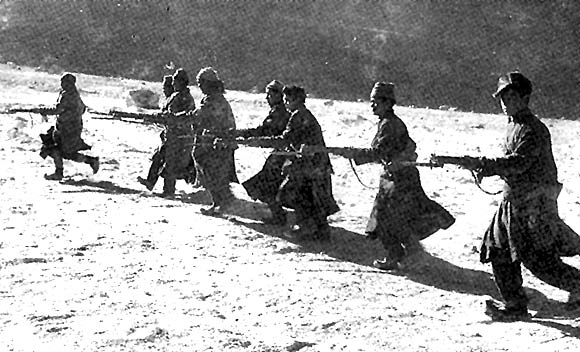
[45,149,64,180]
[490,249,528,310]
[138,148,164,190]
[66,152,100,174]
[162,177,176,197]
[520,249,580,298]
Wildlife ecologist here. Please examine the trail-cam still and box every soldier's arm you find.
[479,130,539,177]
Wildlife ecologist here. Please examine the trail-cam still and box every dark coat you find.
[52,88,91,155]
[241,103,291,203]
[480,108,580,262]
[276,105,339,220]
[355,110,454,247]
[192,92,239,195]
[160,88,196,180]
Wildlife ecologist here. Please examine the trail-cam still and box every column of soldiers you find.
[36,69,580,321]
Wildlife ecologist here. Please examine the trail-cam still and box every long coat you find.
[241,103,291,203]
[192,92,239,196]
[276,105,339,220]
[160,88,196,180]
[52,88,91,155]
[480,108,580,263]
[354,109,454,247]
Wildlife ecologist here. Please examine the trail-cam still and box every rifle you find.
[2,106,53,115]
[88,109,160,124]
[429,154,501,195]
[429,154,484,170]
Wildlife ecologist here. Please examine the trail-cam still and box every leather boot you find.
[44,168,64,181]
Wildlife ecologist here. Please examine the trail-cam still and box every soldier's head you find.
[162,75,174,98]
[172,68,189,92]
[370,82,396,117]
[265,80,284,107]
[282,85,306,112]
[60,73,77,90]
[196,67,225,95]
[493,71,532,116]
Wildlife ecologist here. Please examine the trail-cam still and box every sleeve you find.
[480,127,540,177]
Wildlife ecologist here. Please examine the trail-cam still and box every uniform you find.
[193,67,238,211]
[276,102,340,238]
[42,73,99,180]
[160,86,196,194]
[241,88,291,211]
[478,71,580,320]
[355,108,454,265]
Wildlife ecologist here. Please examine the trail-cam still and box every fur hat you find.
[493,71,532,98]
[370,82,396,103]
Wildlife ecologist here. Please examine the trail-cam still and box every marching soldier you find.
[191,67,239,215]
[40,73,99,180]
[474,72,580,321]
[352,82,455,270]
[143,68,196,197]
[243,85,339,240]
[137,75,175,191]
[238,80,291,224]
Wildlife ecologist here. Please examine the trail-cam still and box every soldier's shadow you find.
[60,178,143,195]
[234,218,575,321]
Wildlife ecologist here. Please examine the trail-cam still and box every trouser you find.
[490,247,580,309]
[147,146,165,187]
[49,149,96,170]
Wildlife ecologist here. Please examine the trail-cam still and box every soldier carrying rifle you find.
[327,82,455,270]
[461,72,580,321]
[140,69,196,197]
[238,85,339,241]
[136,74,197,194]
[191,67,239,214]
[237,80,291,225]
[39,73,100,181]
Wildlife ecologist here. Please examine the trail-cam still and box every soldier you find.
[245,85,340,240]
[137,75,175,191]
[41,73,99,180]
[144,68,196,197]
[353,82,455,270]
[238,80,291,224]
[474,72,580,321]
[191,67,239,215]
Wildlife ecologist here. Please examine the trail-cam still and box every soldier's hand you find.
[213,138,226,150]
[299,144,316,155]
[460,156,485,170]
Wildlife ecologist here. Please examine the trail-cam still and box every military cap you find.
[265,80,284,93]
[370,82,396,103]
[196,67,220,82]
[282,85,306,102]
[492,71,532,98]
[60,73,76,85]
[172,68,189,85]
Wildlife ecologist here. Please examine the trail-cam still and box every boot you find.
[137,176,155,191]
[44,168,64,181]
[372,257,400,271]
[89,157,100,174]
[484,299,530,322]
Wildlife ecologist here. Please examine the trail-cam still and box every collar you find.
[508,107,533,123]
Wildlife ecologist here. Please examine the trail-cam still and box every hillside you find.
[1,64,580,351]
[0,0,579,119]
